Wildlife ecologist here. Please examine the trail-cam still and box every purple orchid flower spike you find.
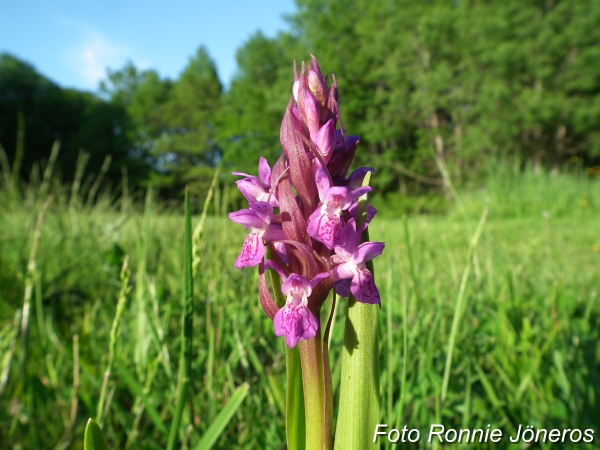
[307,168,371,249]
[274,272,330,348]
[228,56,386,448]
[233,157,279,207]
[331,219,385,305]
[229,201,286,269]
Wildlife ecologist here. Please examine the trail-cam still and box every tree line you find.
[1,0,599,206]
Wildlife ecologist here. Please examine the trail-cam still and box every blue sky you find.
[1,0,297,92]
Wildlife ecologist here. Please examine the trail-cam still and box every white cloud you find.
[78,32,128,87]
[56,17,149,90]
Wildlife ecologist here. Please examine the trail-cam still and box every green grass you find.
[0,165,599,449]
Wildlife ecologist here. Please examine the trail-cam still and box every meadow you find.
[0,162,599,449]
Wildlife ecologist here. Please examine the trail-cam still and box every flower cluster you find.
[229,56,384,348]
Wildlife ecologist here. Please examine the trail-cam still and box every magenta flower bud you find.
[308,70,320,96]
[292,79,299,102]
[308,55,328,107]
[308,70,327,107]
[316,119,335,163]
[305,91,321,143]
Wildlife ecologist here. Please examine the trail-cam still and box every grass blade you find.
[193,382,249,450]
[441,205,488,402]
[114,360,169,438]
[167,187,194,450]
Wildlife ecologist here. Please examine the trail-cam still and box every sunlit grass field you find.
[0,165,599,449]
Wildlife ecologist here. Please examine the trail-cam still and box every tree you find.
[217,31,303,178]
[0,53,146,188]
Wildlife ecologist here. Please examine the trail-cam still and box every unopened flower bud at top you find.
[316,119,335,164]
[308,70,327,106]
[305,91,321,143]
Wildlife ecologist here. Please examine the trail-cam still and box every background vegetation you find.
[0,155,598,449]
[0,0,599,448]
[2,0,600,209]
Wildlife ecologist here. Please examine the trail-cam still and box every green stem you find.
[299,331,332,450]
[286,347,306,450]
[267,246,306,450]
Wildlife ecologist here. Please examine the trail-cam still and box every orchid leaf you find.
[334,172,380,450]
[84,419,108,450]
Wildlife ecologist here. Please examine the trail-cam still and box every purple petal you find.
[258,157,272,185]
[347,167,375,189]
[265,259,287,280]
[351,242,385,265]
[263,225,286,242]
[307,209,342,250]
[232,171,253,177]
[328,134,360,179]
[309,272,330,289]
[281,273,311,297]
[236,178,275,205]
[274,302,319,348]
[344,134,360,151]
[249,201,273,225]
[234,231,266,269]
[335,279,351,297]
[336,218,358,252]
[350,267,380,305]
[315,168,330,202]
[274,242,289,264]
[331,262,355,281]
[330,253,346,265]
[324,187,354,212]
[350,186,372,202]
[229,209,265,230]
[349,203,378,221]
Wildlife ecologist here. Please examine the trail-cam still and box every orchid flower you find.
[307,168,370,249]
[331,219,384,305]
[274,272,329,348]
[228,201,285,269]
[232,157,279,207]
